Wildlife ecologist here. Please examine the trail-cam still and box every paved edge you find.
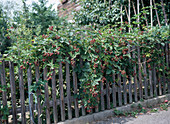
[58,94,170,124]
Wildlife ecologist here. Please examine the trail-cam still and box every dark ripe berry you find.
[121,70,126,75]
[73,46,76,49]
[42,59,46,62]
[50,53,53,56]
[49,26,53,31]
[99,31,102,35]
[57,47,60,50]
[56,51,60,55]
[147,58,152,63]
[120,56,123,59]
[76,48,79,52]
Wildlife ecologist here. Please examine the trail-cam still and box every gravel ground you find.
[91,107,170,124]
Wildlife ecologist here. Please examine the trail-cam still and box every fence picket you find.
[66,61,72,119]
[166,44,170,93]
[153,64,157,97]
[143,58,148,99]
[0,60,8,124]
[118,74,122,106]
[112,73,116,108]
[162,46,166,94]
[79,58,86,115]
[51,66,58,123]
[18,67,26,124]
[128,77,132,103]
[43,66,51,123]
[59,62,66,121]
[100,80,105,111]
[35,65,42,124]
[9,61,17,123]
[165,43,169,68]
[27,65,34,124]
[72,64,79,117]
[138,47,143,100]
[149,69,153,97]
[133,46,138,102]
[123,76,127,105]
[106,79,110,109]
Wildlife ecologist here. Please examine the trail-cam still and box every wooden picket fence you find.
[0,43,169,124]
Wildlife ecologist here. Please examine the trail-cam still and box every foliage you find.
[31,0,61,35]
[74,0,121,26]
[0,6,12,54]
[3,19,169,110]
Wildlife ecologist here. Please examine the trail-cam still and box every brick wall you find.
[57,0,81,21]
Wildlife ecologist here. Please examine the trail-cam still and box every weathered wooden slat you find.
[106,79,110,109]
[0,60,8,124]
[158,45,162,96]
[118,74,122,106]
[43,66,51,124]
[66,61,72,119]
[128,42,132,104]
[132,46,138,102]
[162,72,166,94]
[9,61,17,123]
[100,80,105,111]
[27,65,34,124]
[59,62,65,121]
[149,69,153,97]
[161,46,166,94]
[35,65,42,124]
[158,72,162,96]
[51,61,58,124]
[112,73,116,108]
[123,76,127,105]
[128,76,132,103]
[72,64,79,117]
[153,64,158,97]
[166,43,170,93]
[79,58,86,115]
[143,58,148,99]
[138,47,143,100]
[18,67,26,124]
